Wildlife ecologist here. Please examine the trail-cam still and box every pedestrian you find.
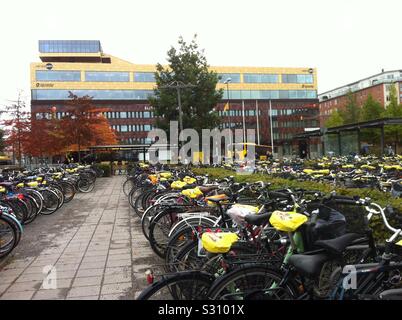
[117,159,122,175]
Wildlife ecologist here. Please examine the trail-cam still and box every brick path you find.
[0,176,160,300]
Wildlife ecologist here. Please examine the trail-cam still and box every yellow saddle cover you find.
[16,182,24,188]
[269,211,308,232]
[0,186,6,193]
[183,176,196,184]
[181,187,203,199]
[171,180,187,189]
[160,172,172,179]
[27,181,39,188]
[232,204,259,214]
[342,164,354,169]
[201,232,239,253]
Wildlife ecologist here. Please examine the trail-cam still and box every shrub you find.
[95,163,111,177]
[192,167,402,240]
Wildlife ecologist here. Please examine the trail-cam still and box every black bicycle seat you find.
[244,212,271,226]
[314,233,362,255]
[288,253,331,278]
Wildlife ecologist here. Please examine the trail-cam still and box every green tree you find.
[382,85,402,153]
[149,35,223,138]
[340,91,360,124]
[325,109,344,128]
[360,94,383,121]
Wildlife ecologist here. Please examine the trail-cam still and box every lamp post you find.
[160,81,196,134]
[223,78,232,144]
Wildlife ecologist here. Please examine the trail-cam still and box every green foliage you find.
[149,35,223,137]
[340,91,360,124]
[325,110,344,128]
[360,94,383,122]
[95,163,111,177]
[382,85,402,150]
[192,167,402,240]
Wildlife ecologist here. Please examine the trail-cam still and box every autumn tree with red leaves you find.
[59,93,117,162]
[2,92,117,163]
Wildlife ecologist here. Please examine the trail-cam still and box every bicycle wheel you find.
[77,178,95,193]
[59,181,76,203]
[0,214,18,258]
[148,208,181,258]
[123,178,135,196]
[137,271,215,300]
[40,189,60,215]
[207,264,297,300]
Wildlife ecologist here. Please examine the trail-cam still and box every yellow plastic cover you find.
[171,180,187,189]
[160,172,172,179]
[42,180,47,185]
[361,165,376,170]
[17,183,24,188]
[269,211,308,232]
[396,240,402,247]
[181,187,203,199]
[232,204,259,214]
[183,176,196,184]
[201,232,239,253]
[342,165,354,169]
[27,181,39,188]
[36,177,43,181]
[0,186,6,193]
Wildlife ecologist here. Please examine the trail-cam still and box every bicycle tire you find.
[137,271,215,300]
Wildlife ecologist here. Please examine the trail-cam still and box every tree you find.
[1,97,31,165]
[360,94,383,122]
[149,35,223,138]
[325,109,344,128]
[60,93,117,161]
[382,85,402,153]
[340,91,360,124]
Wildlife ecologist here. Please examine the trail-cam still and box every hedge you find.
[95,163,112,177]
[192,167,402,240]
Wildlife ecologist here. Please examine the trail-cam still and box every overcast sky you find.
[0,0,401,107]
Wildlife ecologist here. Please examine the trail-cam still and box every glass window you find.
[85,71,129,82]
[120,112,127,119]
[134,72,155,82]
[36,70,81,82]
[217,73,241,83]
[39,40,101,53]
[143,111,150,118]
[32,89,154,100]
[120,125,128,132]
[282,74,314,84]
[243,74,278,83]
[144,125,151,131]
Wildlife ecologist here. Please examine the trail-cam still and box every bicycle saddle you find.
[379,288,402,300]
[314,233,362,255]
[244,212,272,226]
[198,185,219,194]
[288,253,330,278]
[205,194,229,203]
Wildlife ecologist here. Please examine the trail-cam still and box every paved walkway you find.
[0,176,160,300]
